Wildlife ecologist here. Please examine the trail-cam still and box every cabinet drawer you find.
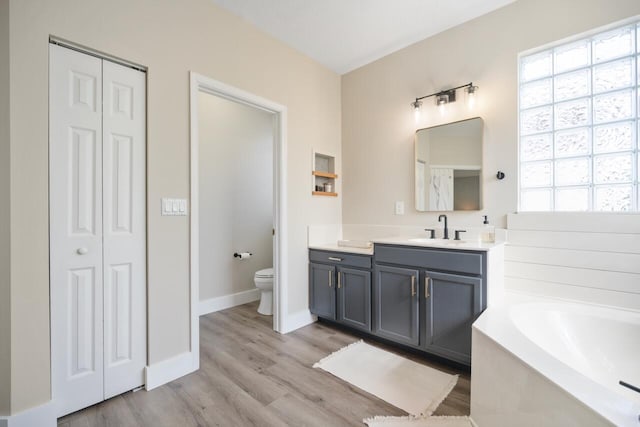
[374,244,483,275]
[309,249,372,269]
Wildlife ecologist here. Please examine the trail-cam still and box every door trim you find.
[189,72,289,370]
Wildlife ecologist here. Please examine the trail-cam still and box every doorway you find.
[49,43,147,417]
[189,73,288,365]
[197,92,274,312]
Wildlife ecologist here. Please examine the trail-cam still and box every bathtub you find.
[470,292,640,427]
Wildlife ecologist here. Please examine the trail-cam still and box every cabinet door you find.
[422,271,482,363]
[309,262,336,320]
[337,267,371,332]
[374,265,419,346]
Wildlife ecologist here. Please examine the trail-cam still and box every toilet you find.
[254,267,274,315]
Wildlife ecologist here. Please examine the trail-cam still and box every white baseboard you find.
[281,309,317,334]
[199,288,260,316]
[145,351,197,391]
[0,401,55,427]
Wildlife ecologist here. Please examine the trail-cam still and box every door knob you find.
[77,247,89,255]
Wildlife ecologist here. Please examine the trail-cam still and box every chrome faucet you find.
[438,214,449,239]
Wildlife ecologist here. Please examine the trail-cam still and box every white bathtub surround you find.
[505,212,640,311]
[471,292,640,427]
[364,415,474,427]
[314,340,458,417]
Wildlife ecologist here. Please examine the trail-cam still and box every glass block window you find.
[519,22,639,211]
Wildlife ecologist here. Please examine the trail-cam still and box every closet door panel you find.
[102,60,147,399]
[49,44,105,417]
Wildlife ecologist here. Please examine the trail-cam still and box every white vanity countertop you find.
[308,243,374,255]
[309,238,504,254]
[371,236,505,252]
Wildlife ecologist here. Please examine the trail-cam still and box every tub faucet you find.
[438,214,449,239]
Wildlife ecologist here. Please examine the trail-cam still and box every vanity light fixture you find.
[411,82,478,117]
[465,84,479,108]
[412,99,423,121]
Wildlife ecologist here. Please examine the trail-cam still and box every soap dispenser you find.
[480,215,495,243]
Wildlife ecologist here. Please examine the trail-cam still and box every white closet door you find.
[50,44,105,417]
[102,60,146,399]
[51,45,147,416]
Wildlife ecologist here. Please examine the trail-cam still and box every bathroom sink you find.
[408,238,449,244]
[407,238,466,245]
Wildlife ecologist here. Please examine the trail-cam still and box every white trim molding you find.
[281,309,317,334]
[144,351,197,391]
[199,289,261,316]
[0,401,55,427]
[189,72,290,375]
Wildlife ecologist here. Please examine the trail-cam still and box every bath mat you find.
[364,415,473,427]
[313,340,458,416]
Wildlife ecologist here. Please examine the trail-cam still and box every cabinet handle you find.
[411,275,416,297]
[328,270,332,287]
[328,257,343,262]
[337,271,341,289]
[425,276,430,299]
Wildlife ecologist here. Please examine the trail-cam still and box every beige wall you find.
[0,0,10,417]
[198,92,274,301]
[8,0,341,414]
[342,0,640,228]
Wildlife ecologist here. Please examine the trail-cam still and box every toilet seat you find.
[255,268,273,279]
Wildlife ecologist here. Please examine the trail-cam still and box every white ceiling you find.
[210,0,517,74]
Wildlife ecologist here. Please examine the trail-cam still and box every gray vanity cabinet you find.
[374,244,486,365]
[309,262,336,320]
[337,267,371,332]
[421,271,482,364]
[308,250,372,331]
[311,244,488,366]
[373,265,420,346]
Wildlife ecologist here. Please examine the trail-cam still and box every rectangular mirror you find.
[415,117,483,211]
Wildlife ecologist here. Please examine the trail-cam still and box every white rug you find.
[364,415,473,427]
[313,340,458,417]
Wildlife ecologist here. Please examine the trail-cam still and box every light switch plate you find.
[162,198,188,216]
[395,201,404,215]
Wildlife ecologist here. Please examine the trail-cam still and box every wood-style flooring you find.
[58,301,470,426]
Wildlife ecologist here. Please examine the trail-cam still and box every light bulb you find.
[437,95,448,115]
[411,100,422,122]
[466,85,478,109]
[468,93,476,108]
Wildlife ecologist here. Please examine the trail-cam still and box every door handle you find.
[411,275,416,297]
[337,271,341,289]
[328,257,343,262]
[425,276,431,299]
[77,247,89,255]
[328,270,332,287]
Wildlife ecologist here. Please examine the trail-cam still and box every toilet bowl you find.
[254,268,274,315]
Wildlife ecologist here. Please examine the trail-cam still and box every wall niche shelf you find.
[312,191,338,197]
[312,151,338,197]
